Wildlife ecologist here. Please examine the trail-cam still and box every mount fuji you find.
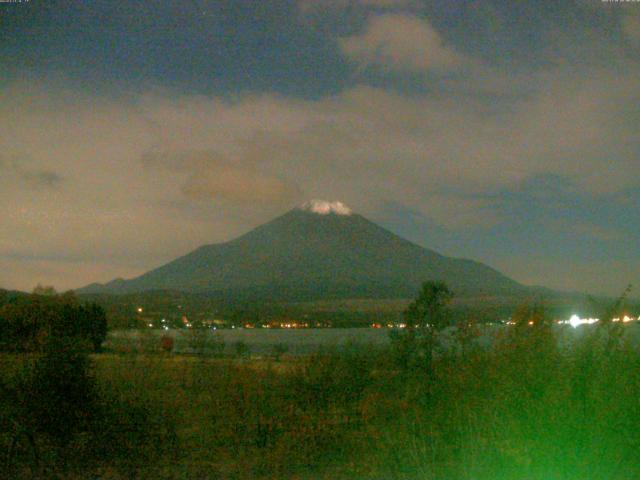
[79,200,527,300]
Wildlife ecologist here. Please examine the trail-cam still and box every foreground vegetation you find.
[0,287,107,353]
[1,285,639,479]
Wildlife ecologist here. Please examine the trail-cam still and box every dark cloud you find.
[0,155,63,189]
[142,150,303,207]
[21,170,63,188]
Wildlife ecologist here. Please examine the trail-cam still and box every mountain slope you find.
[79,202,526,299]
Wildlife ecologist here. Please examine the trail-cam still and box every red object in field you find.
[160,335,174,352]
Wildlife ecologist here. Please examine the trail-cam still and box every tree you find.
[82,303,108,353]
[0,295,58,352]
[18,336,98,447]
[391,281,454,371]
[0,293,108,353]
[404,281,454,330]
[32,284,57,296]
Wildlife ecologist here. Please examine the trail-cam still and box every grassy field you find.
[3,321,640,479]
[104,327,392,356]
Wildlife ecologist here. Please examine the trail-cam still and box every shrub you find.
[17,336,98,447]
[2,335,178,478]
[0,292,108,353]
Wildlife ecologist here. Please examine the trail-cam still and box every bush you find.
[2,336,177,478]
[373,300,640,480]
[0,292,108,353]
[17,336,98,446]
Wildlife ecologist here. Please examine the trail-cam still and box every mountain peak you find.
[298,199,353,216]
[78,199,526,298]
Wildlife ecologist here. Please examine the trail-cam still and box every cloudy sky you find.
[1,0,639,295]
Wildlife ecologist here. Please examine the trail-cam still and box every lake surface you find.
[107,322,640,356]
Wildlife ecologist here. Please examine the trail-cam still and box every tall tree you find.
[404,281,454,330]
[391,281,454,371]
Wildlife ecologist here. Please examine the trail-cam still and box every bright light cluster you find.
[566,315,599,328]
[561,314,639,328]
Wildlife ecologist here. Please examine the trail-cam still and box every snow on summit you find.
[299,200,353,215]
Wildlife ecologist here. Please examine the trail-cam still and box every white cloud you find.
[338,14,464,73]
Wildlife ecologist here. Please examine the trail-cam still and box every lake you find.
[106,322,640,356]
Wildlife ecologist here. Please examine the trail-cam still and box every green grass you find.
[2,323,640,479]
